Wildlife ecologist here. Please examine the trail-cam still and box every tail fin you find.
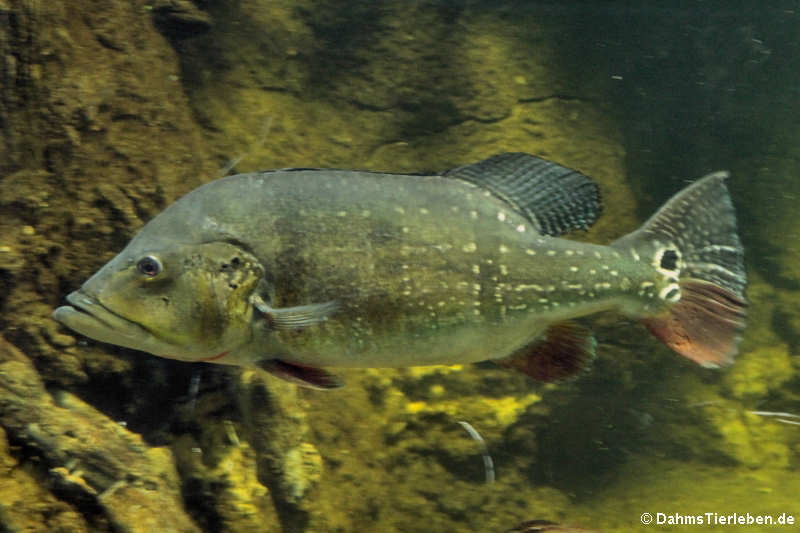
[613,171,747,367]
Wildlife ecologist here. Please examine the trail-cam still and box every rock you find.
[0,342,200,533]
[151,0,213,38]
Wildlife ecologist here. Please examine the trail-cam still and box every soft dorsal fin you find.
[444,153,602,236]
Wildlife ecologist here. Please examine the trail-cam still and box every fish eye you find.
[136,255,163,277]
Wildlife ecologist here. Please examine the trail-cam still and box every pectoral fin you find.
[252,296,340,330]
[498,321,596,382]
[257,359,343,390]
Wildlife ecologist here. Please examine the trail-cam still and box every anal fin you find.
[258,359,343,390]
[498,321,597,382]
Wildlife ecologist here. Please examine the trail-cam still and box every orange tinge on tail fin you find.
[641,280,747,367]
[613,170,747,367]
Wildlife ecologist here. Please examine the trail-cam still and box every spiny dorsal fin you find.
[444,153,602,236]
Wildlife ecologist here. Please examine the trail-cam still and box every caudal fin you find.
[613,171,747,367]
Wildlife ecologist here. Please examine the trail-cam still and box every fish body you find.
[54,153,747,387]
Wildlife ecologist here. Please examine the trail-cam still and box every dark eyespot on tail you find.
[659,249,679,271]
[497,321,596,382]
[444,153,603,236]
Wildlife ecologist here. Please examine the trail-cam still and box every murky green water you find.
[0,1,798,532]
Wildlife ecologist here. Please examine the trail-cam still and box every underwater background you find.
[1,1,799,532]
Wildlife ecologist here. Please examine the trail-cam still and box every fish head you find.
[54,241,265,361]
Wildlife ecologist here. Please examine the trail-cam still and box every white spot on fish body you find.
[497,212,506,222]
[472,264,481,274]
[420,208,429,215]
[394,206,405,214]
[499,245,509,254]
[402,226,410,233]
[514,284,544,292]
[462,242,477,253]
[594,251,602,259]
[546,250,556,256]
[589,269,597,275]
[509,304,528,311]
[610,270,619,276]
[631,248,640,261]
[565,250,575,256]
[569,266,579,272]
[526,249,536,256]
[566,283,583,290]
[594,282,612,290]
[337,211,348,217]
[470,210,478,220]
[451,206,460,213]
[499,264,509,276]
[516,225,526,233]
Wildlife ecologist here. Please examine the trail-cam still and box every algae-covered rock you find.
[173,433,282,532]
[235,371,324,529]
[0,424,91,533]
[723,344,793,401]
[0,338,200,532]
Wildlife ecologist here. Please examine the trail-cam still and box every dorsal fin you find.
[444,153,603,236]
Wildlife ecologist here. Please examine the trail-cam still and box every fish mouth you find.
[53,290,156,352]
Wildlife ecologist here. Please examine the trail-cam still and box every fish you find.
[503,519,603,533]
[53,153,747,389]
